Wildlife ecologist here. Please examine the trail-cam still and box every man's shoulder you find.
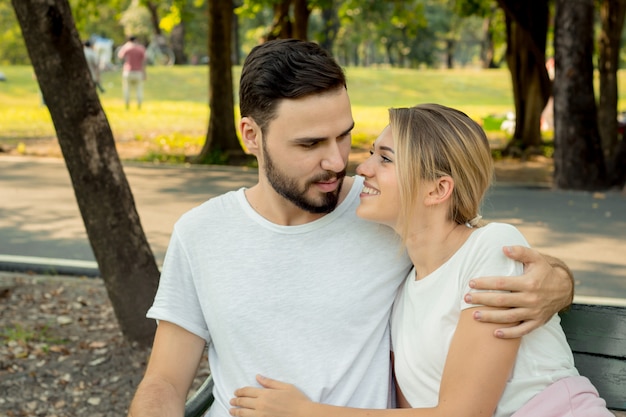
[132,44,147,54]
[178,190,241,223]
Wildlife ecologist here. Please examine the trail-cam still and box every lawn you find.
[2,64,618,159]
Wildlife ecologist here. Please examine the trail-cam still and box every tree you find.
[317,0,339,53]
[265,0,293,39]
[0,2,29,64]
[11,0,160,347]
[553,0,607,189]
[336,0,433,68]
[195,0,248,163]
[143,0,191,65]
[243,0,312,41]
[496,0,551,154]
[292,0,311,40]
[478,5,499,68]
[455,0,504,69]
[597,0,626,160]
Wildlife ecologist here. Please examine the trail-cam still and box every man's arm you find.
[128,321,206,417]
[464,245,574,339]
[117,44,127,60]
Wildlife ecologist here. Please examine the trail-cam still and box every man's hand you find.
[464,245,574,339]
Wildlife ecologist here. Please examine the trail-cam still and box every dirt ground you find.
[0,272,210,417]
[0,139,555,417]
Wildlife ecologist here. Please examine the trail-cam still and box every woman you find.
[229,104,611,417]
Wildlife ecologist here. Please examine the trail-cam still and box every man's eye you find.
[303,142,319,148]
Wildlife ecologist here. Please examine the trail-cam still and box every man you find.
[83,40,104,93]
[117,35,146,110]
[127,39,573,417]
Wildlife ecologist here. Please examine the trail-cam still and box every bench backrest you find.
[185,375,214,417]
[559,303,626,411]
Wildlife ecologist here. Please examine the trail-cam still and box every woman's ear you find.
[424,176,454,206]
[240,117,261,154]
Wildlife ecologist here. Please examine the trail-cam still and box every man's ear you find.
[240,117,261,154]
[424,176,454,206]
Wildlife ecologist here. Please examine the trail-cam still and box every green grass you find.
[0,66,211,144]
[2,65,624,159]
[0,322,67,347]
[344,67,515,144]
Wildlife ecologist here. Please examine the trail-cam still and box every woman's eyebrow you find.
[378,145,395,154]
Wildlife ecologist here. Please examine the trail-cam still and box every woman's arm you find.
[230,307,520,417]
[464,246,574,338]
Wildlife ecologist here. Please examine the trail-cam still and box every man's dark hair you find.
[239,39,346,134]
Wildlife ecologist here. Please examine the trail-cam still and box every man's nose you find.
[321,141,346,172]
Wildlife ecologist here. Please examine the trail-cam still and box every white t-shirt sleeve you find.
[460,223,529,311]
[147,226,211,342]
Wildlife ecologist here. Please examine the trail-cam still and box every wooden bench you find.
[184,300,626,417]
[559,299,626,416]
[185,374,214,417]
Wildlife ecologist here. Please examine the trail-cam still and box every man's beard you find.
[263,144,346,214]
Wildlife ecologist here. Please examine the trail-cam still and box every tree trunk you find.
[597,0,626,159]
[171,23,187,65]
[265,0,292,41]
[319,2,339,53]
[145,1,162,36]
[292,0,310,40]
[385,42,395,66]
[446,39,454,69]
[11,0,160,347]
[498,0,551,154]
[553,0,607,190]
[480,14,496,69]
[232,5,240,65]
[195,0,247,164]
[608,135,626,187]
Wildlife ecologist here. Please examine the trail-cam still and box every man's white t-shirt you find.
[148,176,411,416]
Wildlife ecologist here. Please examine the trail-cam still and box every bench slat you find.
[572,353,626,411]
[560,304,626,411]
[560,304,626,358]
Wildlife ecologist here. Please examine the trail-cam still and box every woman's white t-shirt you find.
[391,222,578,417]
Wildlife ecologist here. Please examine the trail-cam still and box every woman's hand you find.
[230,375,312,417]
[465,245,574,339]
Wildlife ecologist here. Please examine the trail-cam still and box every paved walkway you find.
[1,155,625,300]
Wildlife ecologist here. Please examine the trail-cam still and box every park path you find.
[1,155,625,300]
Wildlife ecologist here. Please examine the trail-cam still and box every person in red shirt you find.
[117,35,146,110]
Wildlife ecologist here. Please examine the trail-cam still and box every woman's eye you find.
[381,155,392,163]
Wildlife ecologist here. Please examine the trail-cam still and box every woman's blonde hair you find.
[390,103,494,241]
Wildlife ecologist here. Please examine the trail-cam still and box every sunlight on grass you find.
[138,132,205,163]
[0,107,54,139]
[104,101,208,141]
